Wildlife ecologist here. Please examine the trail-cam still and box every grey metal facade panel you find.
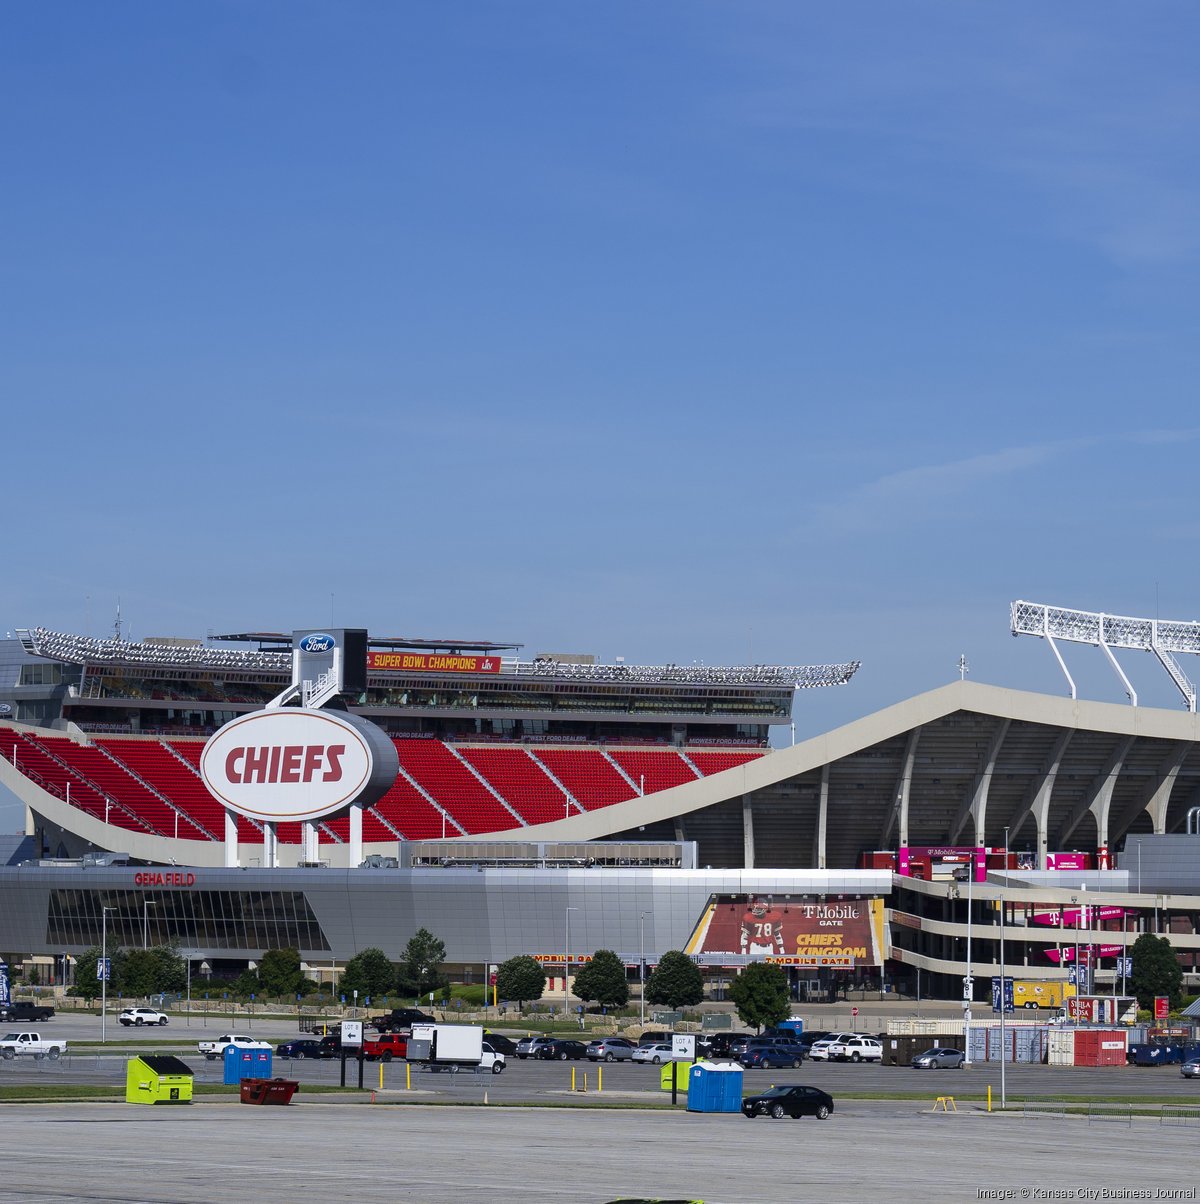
[0,865,892,964]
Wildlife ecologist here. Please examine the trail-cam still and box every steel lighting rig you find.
[1010,600,1199,711]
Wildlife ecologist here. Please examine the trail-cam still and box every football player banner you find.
[684,894,887,967]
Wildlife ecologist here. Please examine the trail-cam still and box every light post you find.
[563,906,579,1017]
[999,826,1009,1109]
[639,912,646,1027]
[142,900,157,950]
[100,905,116,1044]
[963,864,973,1066]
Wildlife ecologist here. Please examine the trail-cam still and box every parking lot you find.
[0,1097,1197,1204]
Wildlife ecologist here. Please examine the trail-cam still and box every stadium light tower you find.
[1011,600,1198,711]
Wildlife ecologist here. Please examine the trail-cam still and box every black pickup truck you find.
[0,1002,56,1023]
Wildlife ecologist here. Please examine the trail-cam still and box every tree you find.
[258,948,304,998]
[341,947,397,1000]
[644,950,704,1010]
[1131,932,1184,1011]
[572,949,629,1009]
[115,946,186,999]
[495,956,546,1011]
[729,962,791,1031]
[70,945,108,1003]
[397,929,447,1000]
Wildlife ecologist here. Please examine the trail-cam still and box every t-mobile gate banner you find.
[898,846,987,882]
[684,895,887,968]
[1031,906,1131,927]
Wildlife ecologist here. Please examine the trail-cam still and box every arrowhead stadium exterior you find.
[3,621,1200,1005]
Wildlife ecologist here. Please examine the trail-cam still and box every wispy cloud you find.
[800,442,1063,539]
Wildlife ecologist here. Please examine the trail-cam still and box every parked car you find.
[742,1084,835,1120]
[704,1032,754,1059]
[807,1033,858,1062]
[118,1007,168,1027]
[829,1036,882,1063]
[480,1042,507,1074]
[317,1033,348,1058]
[515,1036,557,1060]
[632,1042,677,1065]
[740,1044,805,1070]
[586,1038,637,1062]
[636,1031,674,1047]
[276,1039,324,1059]
[481,1033,518,1056]
[1181,1058,1200,1079]
[912,1047,965,1069]
[536,1039,588,1061]
[362,1033,408,1061]
[370,1008,435,1033]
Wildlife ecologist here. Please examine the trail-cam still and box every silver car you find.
[515,1036,557,1060]
[912,1046,965,1069]
[586,1037,636,1062]
[1181,1058,1200,1079]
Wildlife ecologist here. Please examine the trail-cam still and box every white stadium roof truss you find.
[18,627,859,691]
[1011,600,1199,712]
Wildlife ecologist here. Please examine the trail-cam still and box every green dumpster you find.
[126,1055,194,1105]
[658,1058,694,1091]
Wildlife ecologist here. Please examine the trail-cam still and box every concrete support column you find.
[262,822,277,869]
[817,764,829,869]
[223,809,239,868]
[741,796,755,870]
[303,822,319,864]
[349,804,363,868]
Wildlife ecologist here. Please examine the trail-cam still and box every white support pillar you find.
[303,822,319,864]
[263,822,277,869]
[223,809,239,868]
[741,796,755,870]
[816,764,829,869]
[349,804,363,868]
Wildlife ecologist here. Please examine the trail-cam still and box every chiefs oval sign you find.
[200,708,397,822]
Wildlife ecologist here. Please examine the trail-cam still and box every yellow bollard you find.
[987,1085,992,1113]
[379,1061,384,1090]
[571,1066,576,1092]
[598,1065,603,1093]
[406,1062,411,1091]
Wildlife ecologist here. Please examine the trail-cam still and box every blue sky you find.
[3,4,1200,826]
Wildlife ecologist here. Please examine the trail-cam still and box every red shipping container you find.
[1072,1030,1127,1067]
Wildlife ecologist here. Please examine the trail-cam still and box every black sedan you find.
[742,1085,834,1120]
[482,1033,519,1056]
[535,1038,588,1061]
[276,1039,324,1060]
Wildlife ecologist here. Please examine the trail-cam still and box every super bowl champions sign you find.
[200,708,398,823]
[684,894,888,968]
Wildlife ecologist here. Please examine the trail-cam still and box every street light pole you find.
[563,907,579,1017]
[1000,825,1009,1109]
[100,905,115,1044]
[963,866,973,1066]
[639,912,646,1027]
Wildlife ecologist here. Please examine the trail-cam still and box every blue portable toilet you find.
[687,1061,744,1113]
[777,1018,805,1035]
[224,1046,272,1086]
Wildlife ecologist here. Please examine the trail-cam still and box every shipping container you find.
[1072,1030,1127,1067]
[966,1026,1048,1064]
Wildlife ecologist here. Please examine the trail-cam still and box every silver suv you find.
[515,1036,557,1060]
[586,1037,636,1062]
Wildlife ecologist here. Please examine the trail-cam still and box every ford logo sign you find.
[0,703,11,715]
[299,633,336,654]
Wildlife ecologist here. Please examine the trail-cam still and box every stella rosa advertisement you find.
[684,894,887,968]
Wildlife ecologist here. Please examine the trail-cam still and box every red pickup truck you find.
[362,1032,408,1061]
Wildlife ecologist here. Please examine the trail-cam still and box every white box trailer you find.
[409,1024,485,1066]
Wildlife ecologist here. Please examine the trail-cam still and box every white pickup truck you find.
[197,1033,272,1061]
[0,1031,68,1060]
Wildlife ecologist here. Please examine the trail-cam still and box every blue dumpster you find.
[687,1061,744,1113]
[224,1046,272,1086]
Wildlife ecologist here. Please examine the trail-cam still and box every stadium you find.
[3,600,1200,1007]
